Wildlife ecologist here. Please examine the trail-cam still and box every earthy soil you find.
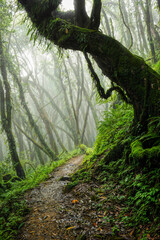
[17,155,133,240]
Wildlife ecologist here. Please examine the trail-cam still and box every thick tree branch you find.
[17,0,160,122]
[74,0,89,27]
[89,0,102,30]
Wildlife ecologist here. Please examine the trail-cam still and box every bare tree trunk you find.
[27,85,59,155]
[0,141,4,161]
[145,0,157,62]
[7,62,57,161]
[102,8,111,36]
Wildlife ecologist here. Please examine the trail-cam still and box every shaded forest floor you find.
[17,155,134,240]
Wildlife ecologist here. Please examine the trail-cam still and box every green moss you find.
[130,140,144,160]
[80,144,93,155]
[130,139,160,165]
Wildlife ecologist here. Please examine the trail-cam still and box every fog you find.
[0,0,159,175]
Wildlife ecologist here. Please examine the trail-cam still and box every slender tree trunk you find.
[28,71,67,152]
[25,78,75,145]
[7,63,57,160]
[68,55,99,125]
[0,141,4,161]
[0,32,25,179]
[145,0,157,62]
[35,146,45,165]
[102,8,111,36]
[15,122,53,158]
[158,0,160,10]
[132,0,149,56]
[27,85,59,155]
[13,118,25,158]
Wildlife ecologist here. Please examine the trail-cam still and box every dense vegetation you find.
[68,103,160,239]
[0,0,160,239]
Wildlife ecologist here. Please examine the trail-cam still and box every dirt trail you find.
[18,155,84,240]
[18,155,132,240]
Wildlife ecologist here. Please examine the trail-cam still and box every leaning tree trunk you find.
[17,0,160,129]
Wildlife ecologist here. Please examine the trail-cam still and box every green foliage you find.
[154,60,160,74]
[0,0,12,32]
[94,103,133,154]
[69,104,160,238]
[148,116,160,135]
[79,144,93,155]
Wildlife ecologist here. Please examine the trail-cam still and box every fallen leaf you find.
[130,229,135,236]
[93,222,98,227]
[65,28,69,34]
[66,226,76,230]
[72,199,79,204]
[99,196,107,200]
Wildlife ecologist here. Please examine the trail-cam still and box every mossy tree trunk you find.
[0,32,25,179]
[17,0,160,129]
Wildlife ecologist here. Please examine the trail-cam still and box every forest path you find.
[17,155,132,240]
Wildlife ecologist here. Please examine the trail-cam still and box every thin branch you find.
[118,0,133,49]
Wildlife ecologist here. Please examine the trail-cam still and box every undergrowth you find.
[0,148,82,240]
[69,104,160,239]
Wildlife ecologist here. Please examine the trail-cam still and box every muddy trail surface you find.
[17,155,133,240]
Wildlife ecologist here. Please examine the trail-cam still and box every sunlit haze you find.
[61,0,74,10]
